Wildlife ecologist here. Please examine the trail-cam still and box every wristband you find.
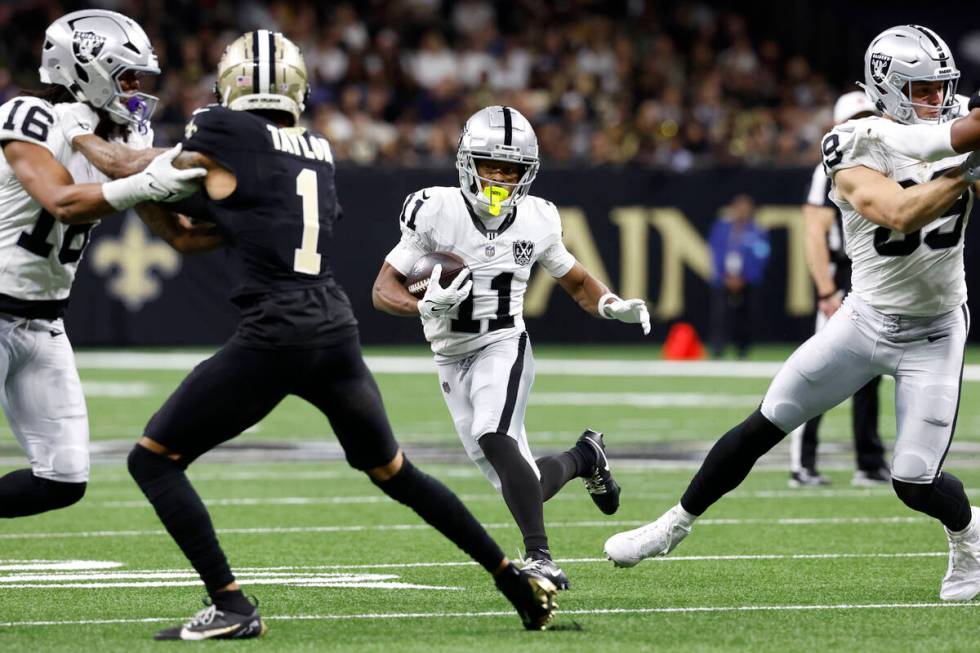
[597,292,619,318]
[102,174,149,211]
[818,289,838,300]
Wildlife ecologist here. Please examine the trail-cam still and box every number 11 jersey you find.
[385,187,576,358]
[823,116,972,316]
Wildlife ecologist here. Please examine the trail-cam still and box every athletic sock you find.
[127,445,235,592]
[479,432,548,553]
[372,457,505,573]
[681,409,786,515]
[212,589,254,615]
[894,472,973,532]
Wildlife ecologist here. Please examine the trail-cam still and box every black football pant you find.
[797,376,887,472]
[135,335,505,593]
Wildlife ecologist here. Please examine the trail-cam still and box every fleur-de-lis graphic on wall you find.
[90,213,181,311]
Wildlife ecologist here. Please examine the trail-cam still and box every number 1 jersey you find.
[823,116,972,316]
[385,187,576,359]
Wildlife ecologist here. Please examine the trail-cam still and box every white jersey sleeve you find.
[0,97,59,155]
[384,189,440,275]
[821,117,894,179]
[535,202,575,277]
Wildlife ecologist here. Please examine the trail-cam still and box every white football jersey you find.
[0,97,117,302]
[824,115,972,316]
[385,186,576,358]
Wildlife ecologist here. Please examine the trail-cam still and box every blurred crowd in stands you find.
[0,0,876,168]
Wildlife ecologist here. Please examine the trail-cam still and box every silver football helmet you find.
[457,106,539,219]
[38,9,160,127]
[858,25,960,125]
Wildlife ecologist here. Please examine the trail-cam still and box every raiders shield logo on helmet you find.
[870,52,892,84]
[72,30,106,64]
[513,240,534,266]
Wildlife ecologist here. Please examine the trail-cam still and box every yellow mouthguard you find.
[483,186,510,216]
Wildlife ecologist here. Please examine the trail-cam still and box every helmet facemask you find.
[456,106,540,219]
[38,10,160,131]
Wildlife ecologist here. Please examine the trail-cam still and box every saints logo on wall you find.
[512,240,534,266]
[72,30,106,64]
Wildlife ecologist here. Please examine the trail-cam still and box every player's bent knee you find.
[365,450,403,482]
[50,446,89,482]
[891,452,932,484]
[760,400,803,434]
[128,443,187,490]
[893,477,934,510]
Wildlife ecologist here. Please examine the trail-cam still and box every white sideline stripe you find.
[530,392,760,408]
[0,515,931,540]
[2,602,978,628]
[92,487,913,508]
[72,352,980,380]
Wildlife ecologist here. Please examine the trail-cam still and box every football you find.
[405,251,468,299]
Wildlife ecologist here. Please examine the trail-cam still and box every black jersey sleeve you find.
[180,106,260,172]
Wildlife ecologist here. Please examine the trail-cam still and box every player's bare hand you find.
[417,264,472,319]
[818,291,843,318]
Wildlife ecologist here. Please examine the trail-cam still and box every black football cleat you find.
[154,598,267,641]
[518,555,571,590]
[578,429,621,515]
[495,564,558,631]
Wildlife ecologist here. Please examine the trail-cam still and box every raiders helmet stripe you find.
[251,31,260,94]
[910,24,947,66]
[502,106,513,146]
[257,29,271,93]
[268,31,276,87]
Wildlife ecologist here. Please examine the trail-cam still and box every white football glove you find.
[417,264,472,320]
[125,122,155,149]
[102,144,206,211]
[58,102,99,146]
[600,293,651,335]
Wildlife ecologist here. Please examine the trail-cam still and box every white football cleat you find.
[941,506,980,601]
[604,504,693,567]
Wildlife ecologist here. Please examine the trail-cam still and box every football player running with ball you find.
[71,32,559,639]
[605,24,980,603]
[373,105,650,590]
[0,10,204,526]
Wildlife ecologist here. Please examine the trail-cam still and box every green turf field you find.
[0,344,979,651]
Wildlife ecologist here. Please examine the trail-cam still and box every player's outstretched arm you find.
[372,262,422,316]
[3,140,115,223]
[61,103,161,178]
[135,204,223,254]
[835,164,969,234]
[72,134,161,179]
[557,262,651,334]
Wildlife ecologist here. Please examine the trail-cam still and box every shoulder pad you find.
[821,118,892,177]
[399,186,450,235]
[0,96,58,152]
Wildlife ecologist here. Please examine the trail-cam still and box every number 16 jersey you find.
[823,116,972,316]
[0,97,112,314]
[385,187,576,359]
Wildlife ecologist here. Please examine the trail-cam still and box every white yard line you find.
[0,515,931,540]
[1,601,978,628]
[71,351,980,380]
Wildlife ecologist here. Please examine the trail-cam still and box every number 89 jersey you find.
[823,116,972,316]
[385,187,576,358]
[0,97,109,308]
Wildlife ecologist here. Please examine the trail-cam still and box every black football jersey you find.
[178,105,356,347]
